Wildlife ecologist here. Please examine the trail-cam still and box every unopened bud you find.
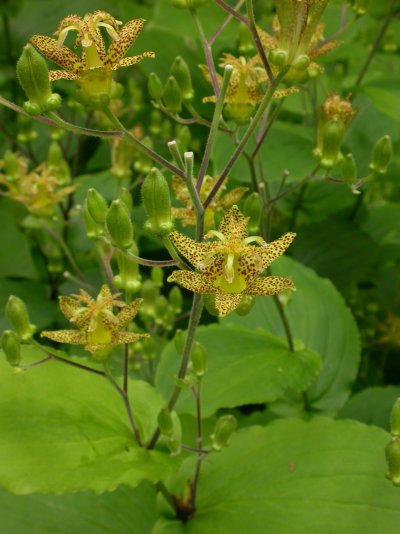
[292,54,310,71]
[342,153,357,186]
[171,57,193,101]
[5,295,36,342]
[148,72,163,100]
[320,119,345,169]
[86,188,108,225]
[211,415,237,451]
[106,199,134,249]
[235,295,255,316]
[1,330,21,366]
[386,437,400,486]
[174,329,186,354]
[17,44,61,115]
[142,168,174,235]
[158,407,174,437]
[141,279,159,304]
[83,200,103,239]
[113,243,142,294]
[370,135,392,174]
[268,48,288,68]
[238,23,254,54]
[169,286,183,314]
[151,266,164,287]
[191,341,207,376]
[390,398,400,437]
[243,192,262,234]
[163,76,182,114]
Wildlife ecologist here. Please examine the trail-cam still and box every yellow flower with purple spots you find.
[168,206,296,316]
[41,285,148,357]
[30,11,154,101]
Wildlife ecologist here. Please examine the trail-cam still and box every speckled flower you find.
[172,174,248,231]
[168,206,295,316]
[41,285,148,356]
[30,11,154,100]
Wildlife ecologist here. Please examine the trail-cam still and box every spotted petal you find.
[49,70,78,81]
[214,292,242,316]
[104,18,146,67]
[115,51,155,69]
[245,276,295,295]
[41,329,86,344]
[115,298,143,329]
[169,231,213,267]
[30,35,83,74]
[218,205,249,241]
[113,332,149,344]
[220,187,248,210]
[168,271,216,294]
[260,232,296,269]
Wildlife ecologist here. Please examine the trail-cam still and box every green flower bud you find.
[86,188,108,225]
[174,329,186,354]
[235,295,255,316]
[268,48,288,68]
[83,199,104,239]
[386,437,400,486]
[3,150,20,180]
[238,23,254,54]
[142,168,174,236]
[5,295,36,342]
[158,407,174,437]
[163,76,182,114]
[341,153,358,186]
[320,119,345,169]
[191,341,207,377]
[171,0,208,7]
[113,243,142,294]
[243,192,262,234]
[176,125,191,153]
[148,72,163,100]
[119,187,133,213]
[133,136,154,175]
[17,44,61,115]
[141,279,159,304]
[106,199,134,249]
[352,0,368,15]
[369,135,392,174]
[292,54,311,71]
[171,56,194,101]
[1,330,21,366]
[211,415,237,451]
[151,266,164,288]
[169,286,183,314]
[390,398,400,437]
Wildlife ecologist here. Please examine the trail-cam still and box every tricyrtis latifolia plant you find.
[0,0,397,522]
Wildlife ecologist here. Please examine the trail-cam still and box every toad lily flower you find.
[41,285,148,359]
[30,11,154,102]
[168,206,296,316]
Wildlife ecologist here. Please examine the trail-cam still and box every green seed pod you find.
[191,341,207,377]
[171,0,208,7]
[386,437,400,486]
[148,72,163,100]
[17,44,61,115]
[171,56,194,101]
[320,119,345,169]
[106,200,134,249]
[158,407,174,437]
[163,75,182,114]
[342,153,357,186]
[211,415,237,451]
[390,398,400,437]
[151,266,164,288]
[1,330,21,366]
[142,168,174,236]
[113,243,142,294]
[169,286,183,314]
[243,192,262,235]
[174,329,186,354]
[268,48,288,68]
[86,188,108,225]
[119,187,133,213]
[369,135,392,174]
[5,295,36,342]
[235,295,255,316]
[292,54,311,71]
[83,199,104,239]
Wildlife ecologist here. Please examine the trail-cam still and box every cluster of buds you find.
[386,399,400,486]
[313,93,356,170]
[1,296,37,367]
[148,56,194,115]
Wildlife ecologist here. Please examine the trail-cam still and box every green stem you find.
[190,382,204,510]
[184,152,205,241]
[214,0,248,24]
[203,67,289,209]
[190,9,220,96]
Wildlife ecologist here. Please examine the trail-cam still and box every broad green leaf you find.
[0,199,37,279]
[224,257,361,412]
[0,349,176,494]
[362,77,400,124]
[154,418,400,534]
[156,325,321,417]
[362,203,400,246]
[338,386,400,431]
[0,483,156,534]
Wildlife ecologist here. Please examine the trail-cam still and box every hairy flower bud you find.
[342,153,357,186]
[119,187,133,213]
[163,75,182,114]
[106,199,134,249]
[320,119,345,169]
[86,188,108,225]
[386,437,400,486]
[211,415,237,451]
[151,266,164,288]
[148,72,163,100]
[5,295,36,342]
[169,286,183,314]
[174,329,186,354]
[16,44,61,115]
[1,330,21,366]
[191,341,207,377]
[370,135,392,174]
[171,56,194,101]
[142,168,174,235]
[83,199,104,239]
[243,192,262,234]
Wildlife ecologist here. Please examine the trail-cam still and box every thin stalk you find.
[209,0,245,45]
[214,0,248,24]
[272,294,294,352]
[252,99,285,158]
[125,249,178,268]
[245,0,274,84]
[123,343,129,394]
[48,110,121,138]
[185,152,204,222]
[191,383,204,509]
[354,0,397,88]
[103,363,143,447]
[203,67,289,209]
[196,65,233,193]
[191,9,220,97]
